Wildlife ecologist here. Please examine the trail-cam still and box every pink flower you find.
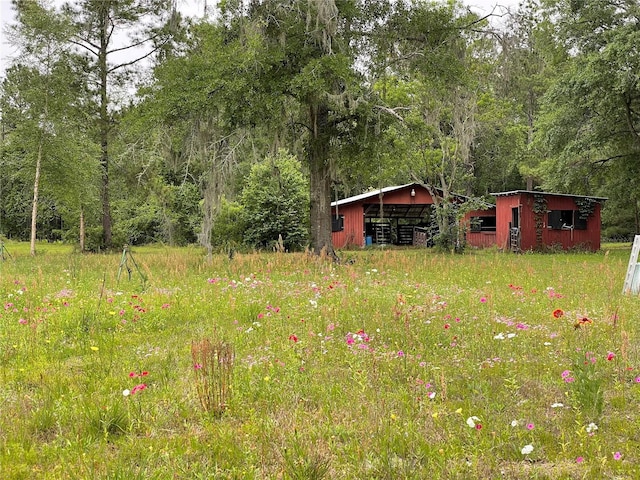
[288,334,298,343]
[526,423,535,430]
[576,456,584,463]
[397,351,405,357]
[635,377,640,383]
[480,297,487,303]
[613,452,622,460]
[475,423,482,430]
[18,318,27,325]
[129,372,137,378]
[193,363,203,370]
[131,383,147,395]
[607,352,615,361]
[561,370,571,378]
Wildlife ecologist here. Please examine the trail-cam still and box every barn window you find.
[548,210,587,230]
[332,215,344,232]
[470,216,496,232]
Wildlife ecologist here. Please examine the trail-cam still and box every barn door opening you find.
[510,207,521,252]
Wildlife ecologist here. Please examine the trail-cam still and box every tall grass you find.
[1,241,639,478]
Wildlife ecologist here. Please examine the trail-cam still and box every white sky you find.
[0,0,521,79]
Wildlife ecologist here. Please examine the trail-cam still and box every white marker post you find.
[622,236,640,294]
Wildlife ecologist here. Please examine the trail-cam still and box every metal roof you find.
[490,190,607,201]
[331,184,417,207]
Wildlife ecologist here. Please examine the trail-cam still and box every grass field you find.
[1,241,639,479]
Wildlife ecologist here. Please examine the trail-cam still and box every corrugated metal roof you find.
[331,184,415,207]
[490,190,607,201]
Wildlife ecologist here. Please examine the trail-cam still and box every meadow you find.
[1,241,639,479]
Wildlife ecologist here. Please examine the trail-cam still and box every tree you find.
[59,0,181,248]
[240,150,309,251]
[534,0,640,235]
[2,1,99,254]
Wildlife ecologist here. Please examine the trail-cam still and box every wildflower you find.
[475,423,483,430]
[494,333,505,340]
[613,452,622,460]
[18,318,27,325]
[444,323,450,329]
[131,383,147,395]
[607,352,615,361]
[553,309,564,318]
[521,444,534,455]
[635,377,640,383]
[90,346,99,351]
[551,403,564,408]
[574,317,593,329]
[428,391,436,399]
[576,456,584,463]
[193,363,203,370]
[511,420,519,427]
[397,350,405,357]
[586,423,598,434]
[129,372,137,378]
[466,416,481,428]
[122,389,130,397]
[561,370,571,379]
[288,334,298,343]
[480,297,487,303]
[526,423,535,430]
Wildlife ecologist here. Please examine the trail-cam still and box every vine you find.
[575,197,598,220]
[532,194,547,249]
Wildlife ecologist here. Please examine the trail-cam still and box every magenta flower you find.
[576,456,584,463]
[480,297,487,303]
[613,452,622,460]
[526,423,535,430]
[193,363,203,370]
[607,352,615,361]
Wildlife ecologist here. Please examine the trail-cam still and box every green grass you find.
[1,240,639,479]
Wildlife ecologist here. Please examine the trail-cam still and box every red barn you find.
[330,183,493,249]
[331,184,606,251]
[492,190,606,252]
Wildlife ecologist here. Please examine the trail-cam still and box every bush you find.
[240,150,309,251]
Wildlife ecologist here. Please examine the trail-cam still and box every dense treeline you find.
[1,0,638,254]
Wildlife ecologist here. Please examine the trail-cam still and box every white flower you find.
[122,389,130,397]
[550,403,564,408]
[507,333,516,339]
[428,391,436,399]
[521,444,534,455]
[586,422,598,433]
[494,333,505,340]
[511,420,519,427]
[466,416,481,428]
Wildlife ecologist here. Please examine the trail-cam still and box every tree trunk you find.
[308,103,334,257]
[79,206,85,251]
[30,138,43,256]
[99,5,112,249]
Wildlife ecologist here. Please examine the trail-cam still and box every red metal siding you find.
[332,202,365,248]
[495,196,521,250]
[496,193,602,251]
[465,208,497,248]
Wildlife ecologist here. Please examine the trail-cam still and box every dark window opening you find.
[332,215,344,232]
[548,210,587,230]
[470,216,497,232]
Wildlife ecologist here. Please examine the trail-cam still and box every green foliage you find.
[211,197,246,250]
[240,150,309,251]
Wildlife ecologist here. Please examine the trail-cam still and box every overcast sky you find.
[0,0,521,79]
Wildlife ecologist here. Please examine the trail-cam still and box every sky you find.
[0,0,521,79]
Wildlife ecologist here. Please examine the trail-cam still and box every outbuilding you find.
[491,190,606,252]
[331,184,606,252]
